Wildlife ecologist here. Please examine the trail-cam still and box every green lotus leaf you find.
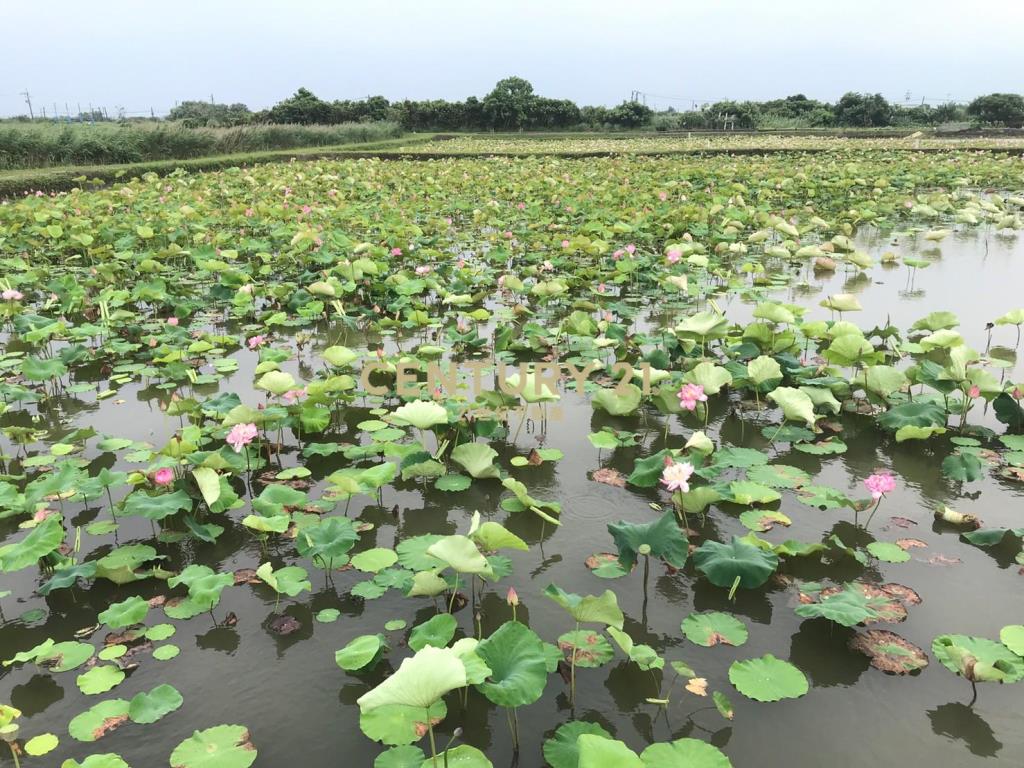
[640,738,733,767]
[98,595,149,629]
[592,383,642,415]
[169,724,257,768]
[684,362,732,396]
[1001,625,1024,657]
[408,614,457,652]
[296,516,359,567]
[766,386,818,428]
[420,744,492,767]
[68,698,130,742]
[128,683,183,724]
[728,481,782,506]
[392,400,450,430]
[607,510,688,570]
[747,356,783,388]
[255,370,297,396]
[0,515,64,572]
[352,548,399,573]
[336,634,388,671]
[729,654,808,701]
[60,755,130,768]
[544,584,624,628]
[543,721,614,768]
[474,621,547,708]
[866,541,911,563]
[450,443,501,479]
[577,734,642,768]
[375,746,426,768]
[426,535,493,577]
[24,733,58,756]
[693,537,779,590]
[682,612,749,647]
[122,489,192,521]
[932,634,1024,683]
[255,562,311,597]
[795,584,882,627]
[76,665,125,695]
[357,646,469,711]
[360,702,446,746]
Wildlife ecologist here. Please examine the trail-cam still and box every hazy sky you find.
[3,0,1023,117]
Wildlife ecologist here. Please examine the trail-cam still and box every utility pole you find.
[20,89,34,119]
[210,93,215,105]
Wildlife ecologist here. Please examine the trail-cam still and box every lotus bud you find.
[506,587,519,607]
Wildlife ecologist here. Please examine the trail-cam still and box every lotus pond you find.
[0,149,1023,768]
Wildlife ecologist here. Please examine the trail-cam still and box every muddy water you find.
[0,231,1022,768]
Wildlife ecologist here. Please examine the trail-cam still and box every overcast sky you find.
[3,0,1023,118]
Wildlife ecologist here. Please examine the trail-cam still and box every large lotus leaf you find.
[122,489,192,521]
[60,756,130,768]
[693,537,778,589]
[640,738,733,767]
[408,614,457,652]
[255,562,311,597]
[169,565,233,610]
[22,356,68,381]
[68,698,129,742]
[426,535,493,577]
[682,612,749,647]
[128,683,184,724]
[76,665,125,695]
[994,392,1024,430]
[544,584,624,628]
[296,516,359,565]
[876,401,947,432]
[359,701,446,746]
[352,548,399,573]
[543,721,614,768]
[169,724,257,768]
[192,467,221,507]
[941,452,982,483]
[98,595,149,629]
[474,621,547,708]
[684,362,733,396]
[406,570,448,598]
[357,646,468,711]
[577,734,643,768]
[420,745,492,767]
[605,627,662,671]
[38,641,94,672]
[747,356,783,389]
[858,365,909,399]
[728,481,782,506]
[729,654,808,701]
[469,519,528,553]
[322,345,360,367]
[38,561,98,595]
[823,334,874,366]
[255,370,297,396]
[767,387,818,428]
[0,515,64,572]
[820,293,862,312]
[794,585,881,627]
[94,544,164,584]
[392,400,449,430]
[627,449,676,488]
[995,308,1024,326]
[931,635,1024,683]
[336,634,388,671]
[1001,625,1024,657]
[450,443,501,479]
[607,510,688,569]
[375,746,425,767]
[504,371,560,403]
[675,311,729,339]
[591,383,642,415]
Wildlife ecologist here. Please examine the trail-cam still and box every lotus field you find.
[1,144,1023,768]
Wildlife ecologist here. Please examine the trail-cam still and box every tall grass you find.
[0,122,403,169]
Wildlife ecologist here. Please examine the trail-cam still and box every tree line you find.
[34,78,1024,131]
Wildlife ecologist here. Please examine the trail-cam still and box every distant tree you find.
[483,77,537,130]
[263,88,333,124]
[168,101,251,127]
[834,93,893,127]
[607,101,654,128]
[967,93,1024,126]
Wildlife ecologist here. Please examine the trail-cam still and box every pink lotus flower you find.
[153,467,174,486]
[658,191,668,202]
[166,317,179,326]
[612,249,624,260]
[561,240,570,248]
[391,247,403,257]
[968,385,981,398]
[864,471,896,501]
[226,423,258,453]
[660,461,694,493]
[244,208,254,217]
[517,202,525,210]
[597,283,606,293]
[415,265,431,275]
[282,388,306,405]
[301,205,312,215]
[626,244,636,255]
[666,249,682,264]
[541,260,553,271]
[2,289,23,301]
[247,335,265,350]
[33,508,55,523]
[677,383,707,411]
